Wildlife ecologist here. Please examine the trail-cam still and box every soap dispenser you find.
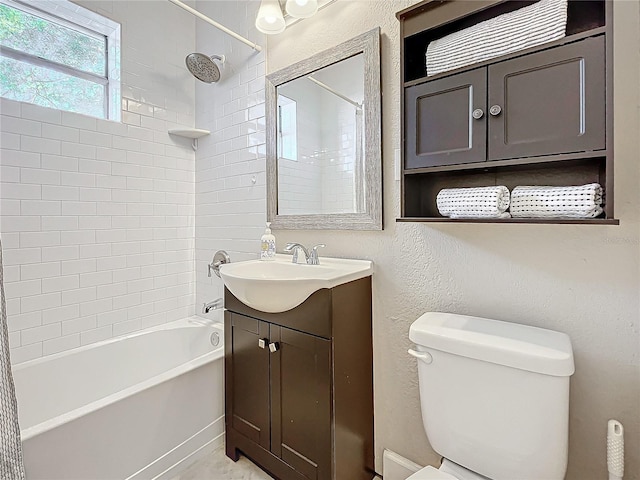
[260,222,276,261]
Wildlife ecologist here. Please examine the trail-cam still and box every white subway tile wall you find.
[193,0,266,312]
[0,0,197,363]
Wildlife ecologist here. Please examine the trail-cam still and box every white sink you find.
[219,254,373,313]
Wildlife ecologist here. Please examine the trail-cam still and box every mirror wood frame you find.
[266,27,382,230]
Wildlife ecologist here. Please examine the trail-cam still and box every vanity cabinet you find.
[224,276,374,480]
[398,0,617,224]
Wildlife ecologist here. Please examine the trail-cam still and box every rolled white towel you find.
[426,0,568,77]
[437,186,511,219]
[510,183,604,218]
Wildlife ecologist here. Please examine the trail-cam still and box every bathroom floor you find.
[171,444,274,479]
[172,444,384,479]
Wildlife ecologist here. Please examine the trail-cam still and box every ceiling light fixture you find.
[256,0,334,35]
[255,0,286,35]
[285,0,318,19]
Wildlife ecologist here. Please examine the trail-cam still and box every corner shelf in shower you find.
[168,128,210,151]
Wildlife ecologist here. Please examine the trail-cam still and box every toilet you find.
[407,312,575,480]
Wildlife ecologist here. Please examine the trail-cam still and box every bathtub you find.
[12,316,224,480]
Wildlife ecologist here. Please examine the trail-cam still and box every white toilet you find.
[407,312,575,480]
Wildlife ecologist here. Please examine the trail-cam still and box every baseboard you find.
[383,449,423,480]
[126,415,225,480]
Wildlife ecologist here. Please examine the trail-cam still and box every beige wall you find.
[267,1,640,478]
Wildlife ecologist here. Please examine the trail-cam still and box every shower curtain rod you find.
[167,0,263,52]
[307,76,362,110]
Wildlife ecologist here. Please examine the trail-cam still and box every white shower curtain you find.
[0,238,25,479]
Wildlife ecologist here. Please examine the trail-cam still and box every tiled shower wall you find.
[194,0,266,313]
[0,0,197,363]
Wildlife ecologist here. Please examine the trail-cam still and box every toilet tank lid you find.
[409,312,575,377]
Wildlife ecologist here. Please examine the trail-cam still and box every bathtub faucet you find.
[202,298,223,314]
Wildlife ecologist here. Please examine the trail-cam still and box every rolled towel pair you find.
[510,183,603,218]
[436,186,511,219]
[436,183,603,219]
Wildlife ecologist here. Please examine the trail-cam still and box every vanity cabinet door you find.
[270,325,332,480]
[488,36,605,160]
[405,68,487,169]
[226,313,271,450]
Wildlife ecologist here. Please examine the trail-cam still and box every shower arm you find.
[167,0,263,52]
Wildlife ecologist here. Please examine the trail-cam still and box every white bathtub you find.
[12,316,224,480]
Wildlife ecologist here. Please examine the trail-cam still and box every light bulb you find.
[285,0,317,18]
[255,0,285,34]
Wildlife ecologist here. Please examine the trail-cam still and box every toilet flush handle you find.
[408,348,433,364]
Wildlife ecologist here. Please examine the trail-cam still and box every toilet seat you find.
[407,466,458,480]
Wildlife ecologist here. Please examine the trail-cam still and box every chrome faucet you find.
[284,243,310,264]
[284,243,326,265]
[202,298,223,314]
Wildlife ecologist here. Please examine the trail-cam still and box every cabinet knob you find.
[258,338,267,349]
[489,105,502,116]
[268,342,279,353]
[472,108,484,120]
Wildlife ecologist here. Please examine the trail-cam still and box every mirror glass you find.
[276,54,365,216]
[266,28,382,230]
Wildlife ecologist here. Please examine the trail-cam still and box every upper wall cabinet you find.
[397,0,617,224]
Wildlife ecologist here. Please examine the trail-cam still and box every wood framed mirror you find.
[266,27,382,230]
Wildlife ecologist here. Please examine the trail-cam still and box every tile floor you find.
[171,444,273,479]
[172,444,383,480]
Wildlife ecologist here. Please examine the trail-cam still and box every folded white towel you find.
[426,0,568,77]
[437,186,511,219]
[510,183,603,218]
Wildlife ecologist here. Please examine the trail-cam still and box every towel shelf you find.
[396,0,615,224]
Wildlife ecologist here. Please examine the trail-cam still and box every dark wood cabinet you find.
[224,277,374,480]
[406,68,487,168]
[488,36,605,161]
[406,37,605,170]
[398,0,617,224]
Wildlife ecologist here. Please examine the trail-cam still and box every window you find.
[0,0,120,120]
[278,95,297,161]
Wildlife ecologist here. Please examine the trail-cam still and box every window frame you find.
[0,0,121,121]
[277,95,298,162]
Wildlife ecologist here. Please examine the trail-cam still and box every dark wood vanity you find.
[224,277,374,480]
[397,0,617,224]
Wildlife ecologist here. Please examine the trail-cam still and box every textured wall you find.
[0,0,197,362]
[266,1,640,478]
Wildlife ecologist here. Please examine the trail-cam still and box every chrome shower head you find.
[185,53,225,83]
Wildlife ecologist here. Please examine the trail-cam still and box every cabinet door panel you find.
[271,326,331,480]
[229,314,270,450]
[488,36,605,160]
[405,68,487,168]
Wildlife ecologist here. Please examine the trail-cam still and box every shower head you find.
[185,53,225,83]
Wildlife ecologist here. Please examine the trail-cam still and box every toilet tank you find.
[409,313,574,480]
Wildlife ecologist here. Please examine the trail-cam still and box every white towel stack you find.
[425,0,568,77]
[510,183,604,218]
[436,186,511,219]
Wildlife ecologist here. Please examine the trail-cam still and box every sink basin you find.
[219,255,373,313]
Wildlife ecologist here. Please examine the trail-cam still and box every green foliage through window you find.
[0,0,119,120]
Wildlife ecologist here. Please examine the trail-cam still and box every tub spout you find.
[202,298,223,314]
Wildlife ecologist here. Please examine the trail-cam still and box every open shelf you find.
[168,128,210,151]
[397,217,619,225]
